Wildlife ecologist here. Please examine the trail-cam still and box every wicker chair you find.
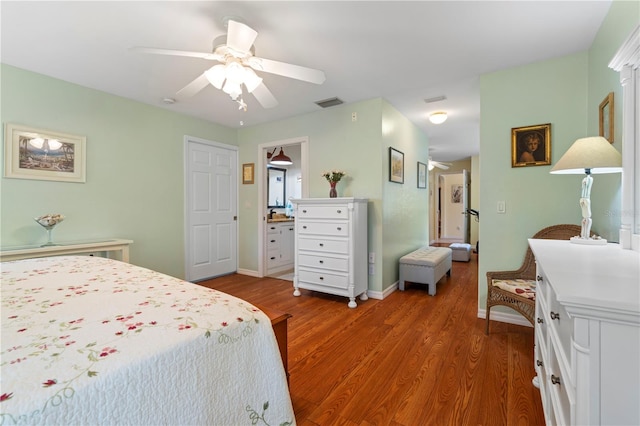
[485,224,581,334]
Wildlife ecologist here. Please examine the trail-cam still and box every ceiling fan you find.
[130,18,326,111]
[428,157,452,171]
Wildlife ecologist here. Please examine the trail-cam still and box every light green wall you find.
[478,0,639,315]
[381,101,430,290]
[1,64,237,278]
[237,98,428,293]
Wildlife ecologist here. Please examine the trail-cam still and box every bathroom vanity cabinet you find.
[266,220,295,275]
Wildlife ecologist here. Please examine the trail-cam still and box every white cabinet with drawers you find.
[291,198,368,308]
[529,239,640,426]
[266,221,295,275]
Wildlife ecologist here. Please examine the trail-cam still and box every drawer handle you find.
[302,209,307,213]
[537,317,544,324]
[270,239,276,243]
[536,360,543,367]
[537,275,543,282]
[319,243,324,247]
[551,375,561,386]
[319,276,324,280]
[550,312,560,321]
[270,226,276,230]
[303,225,307,229]
[337,227,342,231]
[270,256,276,260]
[319,260,324,264]
[336,209,342,214]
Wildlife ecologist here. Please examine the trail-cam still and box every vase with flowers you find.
[322,170,346,198]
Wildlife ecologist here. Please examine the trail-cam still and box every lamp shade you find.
[270,147,293,165]
[429,112,448,124]
[550,136,622,175]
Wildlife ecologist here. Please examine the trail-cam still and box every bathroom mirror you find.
[267,167,286,208]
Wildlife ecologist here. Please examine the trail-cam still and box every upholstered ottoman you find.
[399,246,452,296]
[449,243,471,262]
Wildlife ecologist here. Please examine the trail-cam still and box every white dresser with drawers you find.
[291,198,368,308]
[529,239,640,426]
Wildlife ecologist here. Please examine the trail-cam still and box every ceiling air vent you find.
[315,97,344,108]
[424,95,447,104]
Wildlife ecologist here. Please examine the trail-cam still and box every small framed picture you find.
[389,147,404,183]
[417,161,427,188]
[4,123,86,183]
[242,163,254,184]
[599,92,614,143]
[511,123,551,167]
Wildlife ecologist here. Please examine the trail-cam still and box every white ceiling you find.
[1,1,611,162]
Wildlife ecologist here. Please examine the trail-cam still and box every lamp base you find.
[570,236,607,245]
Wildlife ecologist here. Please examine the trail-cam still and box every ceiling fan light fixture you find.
[270,147,293,165]
[243,67,262,93]
[429,112,448,124]
[205,64,226,89]
[222,80,242,100]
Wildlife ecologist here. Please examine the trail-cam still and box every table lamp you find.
[550,136,622,245]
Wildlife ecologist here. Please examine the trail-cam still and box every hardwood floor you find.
[198,253,545,426]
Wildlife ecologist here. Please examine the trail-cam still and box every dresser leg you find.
[293,288,301,296]
[348,298,357,308]
[532,375,540,389]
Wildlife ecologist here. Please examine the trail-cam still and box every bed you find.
[0,256,295,425]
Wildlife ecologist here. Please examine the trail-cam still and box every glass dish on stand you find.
[34,214,65,247]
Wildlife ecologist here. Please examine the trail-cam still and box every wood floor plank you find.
[198,253,545,425]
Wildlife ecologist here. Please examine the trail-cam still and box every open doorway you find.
[257,137,309,278]
[436,170,470,243]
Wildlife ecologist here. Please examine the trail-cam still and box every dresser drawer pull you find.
[270,226,276,230]
[337,227,342,231]
[302,209,307,213]
[536,360,543,367]
[319,276,324,280]
[270,239,276,243]
[319,243,324,247]
[336,209,342,214]
[537,317,544,324]
[270,256,276,260]
[319,260,324,264]
[303,225,307,229]
[537,275,543,282]
[551,375,561,385]
[550,312,560,321]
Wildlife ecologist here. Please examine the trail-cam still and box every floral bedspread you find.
[0,256,294,425]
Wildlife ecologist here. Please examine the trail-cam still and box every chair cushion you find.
[491,279,536,300]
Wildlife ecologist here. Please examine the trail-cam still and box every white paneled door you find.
[185,138,237,281]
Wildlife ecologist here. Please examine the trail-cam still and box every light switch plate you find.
[497,201,506,214]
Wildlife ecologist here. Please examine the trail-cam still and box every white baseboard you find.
[367,281,398,300]
[237,268,260,277]
[477,308,533,328]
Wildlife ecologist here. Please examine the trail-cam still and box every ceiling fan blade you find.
[251,83,279,108]
[428,160,450,170]
[129,46,222,61]
[175,73,210,99]
[248,57,326,84]
[226,20,258,53]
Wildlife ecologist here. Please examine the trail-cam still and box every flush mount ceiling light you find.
[267,147,293,165]
[429,112,448,124]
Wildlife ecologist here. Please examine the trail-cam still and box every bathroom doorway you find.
[257,137,309,278]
